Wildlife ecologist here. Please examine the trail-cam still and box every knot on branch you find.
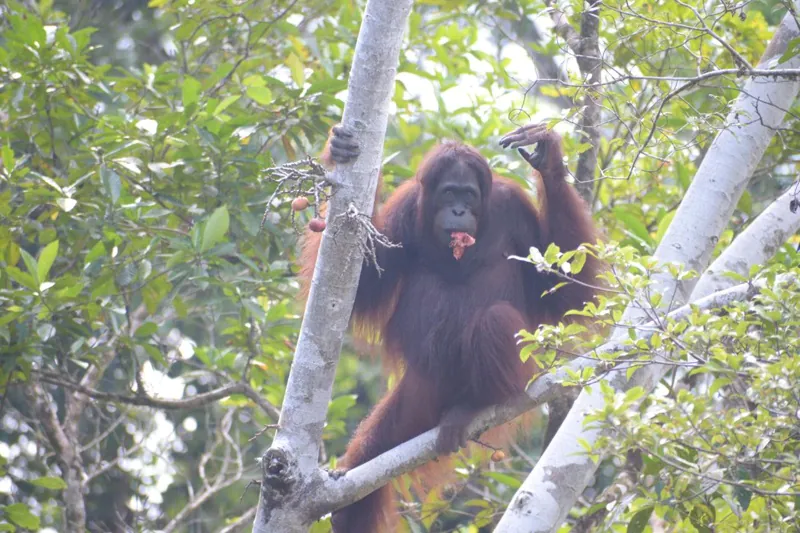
[261,448,296,493]
[333,202,402,276]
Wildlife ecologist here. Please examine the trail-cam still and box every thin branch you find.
[674,0,753,70]
[220,507,257,533]
[544,0,582,56]
[34,371,280,420]
[163,410,245,533]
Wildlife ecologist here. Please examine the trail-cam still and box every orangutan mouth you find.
[449,232,476,260]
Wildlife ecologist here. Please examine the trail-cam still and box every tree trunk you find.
[251,0,413,531]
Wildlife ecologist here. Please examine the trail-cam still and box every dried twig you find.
[260,157,337,231]
[333,203,402,276]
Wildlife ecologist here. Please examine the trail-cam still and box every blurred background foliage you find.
[0,0,798,531]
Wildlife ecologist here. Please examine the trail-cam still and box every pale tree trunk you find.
[251,1,413,531]
[691,183,800,300]
[494,6,800,532]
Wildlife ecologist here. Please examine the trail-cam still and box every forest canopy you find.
[0,0,799,532]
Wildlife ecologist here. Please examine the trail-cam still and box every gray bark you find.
[25,384,86,533]
[574,0,602,202]
[251,0,413,531]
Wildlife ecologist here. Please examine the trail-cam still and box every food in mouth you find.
[449,232,476,260]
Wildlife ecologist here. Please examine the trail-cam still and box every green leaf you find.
[5,503,40,530]
[543,243,560,265]
[734,467,753,511]
[624,386,645,404]
[542,281,569,296]
[571,250,586,274]
[6,267,37,290]
[213,95,241,116]
[38,174,63,194]
[328,395,357,418]
[519,343,536,363]
[421,489,442,529]
[30,476,67,490]
[779,37,800,63]
[37,240,59,282]
[464,499,491,509]
[709,377,731,396]
[734,485,752,512]
[1,145,14,172]
[135,322,158,338]
[484,472,521,489]
[309,518,329,533]
[183,76,202,108]
[286,53,305,86]
[655,210,676,243]
[143,344,168,367]
[85,241,106,264]
[614,207,654,246]
[116,263,137,288]
[736,190,752,215]
[650,332,662,349]
[246,86,273,106]
[689,503,715,533]
[242,75,266,87]
[100,165,121,204]
[200,205,230,252]
[627,506,653,533]
[19,248,39,286]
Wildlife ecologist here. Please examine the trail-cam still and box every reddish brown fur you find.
[299,132,602,533]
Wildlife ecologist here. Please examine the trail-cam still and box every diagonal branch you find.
[692,181,800,300]
[309,277,783,516]
[220,507,257,533]
[545,0,582,56]
[162,410,244,533]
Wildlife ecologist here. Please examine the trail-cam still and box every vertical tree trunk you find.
[251,0,413,531]
[574,0,602,202]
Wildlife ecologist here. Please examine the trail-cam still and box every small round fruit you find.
[308,218,326,232]
[491,450,506,462]
[291,197,310,211]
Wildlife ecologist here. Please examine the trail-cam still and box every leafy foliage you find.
[0,0,798,531]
